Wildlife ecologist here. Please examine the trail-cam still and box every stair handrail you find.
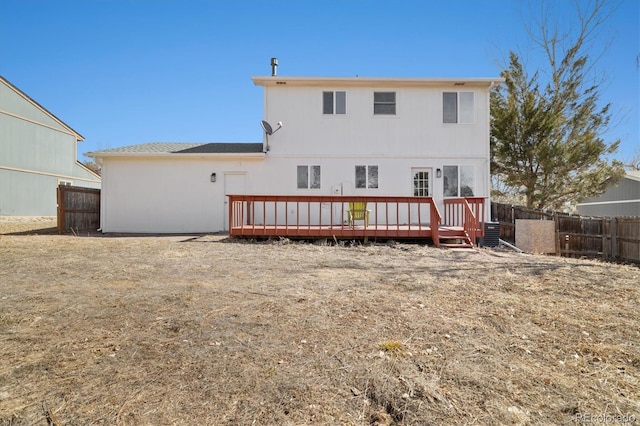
[430,200,442,248]
[462,198,477,247]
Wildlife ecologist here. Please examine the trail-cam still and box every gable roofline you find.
[86,142,266,160]
[252,76,505,88]
[0,75,84,141]
[76,160,102,179]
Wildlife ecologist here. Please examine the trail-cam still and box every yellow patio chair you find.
[347,202,370,227]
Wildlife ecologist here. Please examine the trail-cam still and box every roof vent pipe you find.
[271,57,278,76]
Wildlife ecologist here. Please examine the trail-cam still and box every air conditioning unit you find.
[479,222,500,247]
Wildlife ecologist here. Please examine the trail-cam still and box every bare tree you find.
[82,160,101,176]
[625,148,640,171]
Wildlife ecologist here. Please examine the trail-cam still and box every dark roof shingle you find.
[173,143,264,154]
[88,142,264,156]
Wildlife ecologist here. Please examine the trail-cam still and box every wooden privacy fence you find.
[57,185,100,234]
[492,202,640,264]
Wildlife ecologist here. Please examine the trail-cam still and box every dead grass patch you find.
[0,224,638,424]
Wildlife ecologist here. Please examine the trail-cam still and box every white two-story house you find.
[88,69,502,240]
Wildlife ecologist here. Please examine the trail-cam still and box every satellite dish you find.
[260,120,283,136]
[261,120,273,135]
[260,120,282,152]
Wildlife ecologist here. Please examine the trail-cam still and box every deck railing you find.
[443,197,486,238]
[228,195,443,244]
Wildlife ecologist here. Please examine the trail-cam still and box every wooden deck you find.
[227,195,485,247]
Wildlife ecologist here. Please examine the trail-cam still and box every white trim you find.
[0,109,78,138]
[411,167,432,197]
[253,76,504,88]
[622,172,640,182]
[321,90,347,115]
[372,90,398,117]
[0,77,84,140]
[0,165,101,184]
[577,199,640,206]
[86,152,266,160]
[268,154,489,160]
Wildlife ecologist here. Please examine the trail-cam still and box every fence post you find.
[554,212,561,256]
[611,217,618,259]
[601,217,607,261]
[57,185,65,235]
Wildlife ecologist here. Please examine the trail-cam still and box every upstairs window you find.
[355,165,378,189]
[443,165,474,197]
[373,92,396,115]
[297,165,321,189]
[323,91,346,114]
[443,92,474,123]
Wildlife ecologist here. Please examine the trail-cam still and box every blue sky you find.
[1,0,638,163]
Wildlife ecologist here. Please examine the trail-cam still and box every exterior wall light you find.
[436,168,442,178]
[210,173,216,183]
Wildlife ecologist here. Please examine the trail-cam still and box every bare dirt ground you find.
[1,218,638,425]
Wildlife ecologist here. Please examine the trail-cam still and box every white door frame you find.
[410,167,433,225]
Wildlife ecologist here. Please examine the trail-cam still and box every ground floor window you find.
[297,165,321,189]
[443,165,474,197]
[355,165,378,189]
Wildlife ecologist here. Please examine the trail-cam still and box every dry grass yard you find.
[1,218,638,425]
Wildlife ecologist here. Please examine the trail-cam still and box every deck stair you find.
[438,226,474,249]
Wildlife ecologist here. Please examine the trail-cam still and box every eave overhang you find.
[252,76,505,88]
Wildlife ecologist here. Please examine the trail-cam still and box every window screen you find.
[460,165,474,196]
[367,166,378,188]
[459,92,474,123]
[335,91,346,114]
[310,166,321,189]
[374,92,396,115]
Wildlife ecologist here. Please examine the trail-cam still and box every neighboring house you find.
[0,76,101,216]
[88,71,502,234]
[577,171,640,217]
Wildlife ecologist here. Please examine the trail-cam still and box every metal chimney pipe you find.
[271,57,278,76]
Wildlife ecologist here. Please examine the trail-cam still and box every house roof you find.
[86,142,265,159]
[252,76,504,88]
[0,75,85,141]
[625,170,640,182]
